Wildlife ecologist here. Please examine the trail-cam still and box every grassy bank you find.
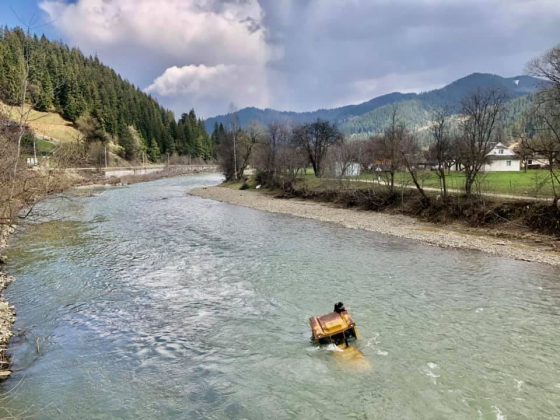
[239,174,560,238]
[352,170,556,198]
[294,177,560,236]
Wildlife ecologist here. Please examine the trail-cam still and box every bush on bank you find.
[274,181,560,237]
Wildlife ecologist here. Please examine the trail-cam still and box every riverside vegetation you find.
[0,26,220,226]
[215,46,560,240]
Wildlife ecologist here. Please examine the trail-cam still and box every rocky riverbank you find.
[0,225,16,380]
[190,186,560,266]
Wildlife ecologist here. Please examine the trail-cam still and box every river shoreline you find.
[0,169,219,381]
[190,186,560,267]
[0,225,16,380]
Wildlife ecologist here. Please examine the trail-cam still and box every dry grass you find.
[1,101,82,143]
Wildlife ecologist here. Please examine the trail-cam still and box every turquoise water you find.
[2,174,560,419]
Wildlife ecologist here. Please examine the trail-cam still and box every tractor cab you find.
[309,302,358,346]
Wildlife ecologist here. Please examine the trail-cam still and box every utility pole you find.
[33,136,38,166]
[104,144,108,168]
[228,104,239,180]
[233,130,238,180]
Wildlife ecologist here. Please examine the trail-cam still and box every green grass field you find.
[36,138,56,154]
[301,170,556,198]
[358,170,556,198]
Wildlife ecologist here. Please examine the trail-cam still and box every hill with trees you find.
[205,73,545,140]
[0,27,212,162]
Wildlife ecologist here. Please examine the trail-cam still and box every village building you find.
[483,142,521,172]
[334,162,362,177]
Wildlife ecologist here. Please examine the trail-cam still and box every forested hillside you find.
[205,92,416,132]
[0,27,213,161]
[205,73,545,140]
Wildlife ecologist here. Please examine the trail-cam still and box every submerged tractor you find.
[309,302,358,347]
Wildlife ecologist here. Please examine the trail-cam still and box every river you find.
[1,174,560,419]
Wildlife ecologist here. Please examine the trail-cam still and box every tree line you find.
[0,27,213,162]
[216,46,560,205]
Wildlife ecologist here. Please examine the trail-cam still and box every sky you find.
[2,0,560,118]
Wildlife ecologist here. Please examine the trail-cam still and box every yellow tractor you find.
[309,303,371,370]
[309,302,358,347]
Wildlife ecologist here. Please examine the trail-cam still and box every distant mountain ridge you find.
[205,73,545,137]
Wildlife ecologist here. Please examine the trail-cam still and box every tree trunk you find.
[438,166,447,199]
[402,153,430,205]
[465,173,473,197]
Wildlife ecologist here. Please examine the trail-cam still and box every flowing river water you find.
[1,174,560,419]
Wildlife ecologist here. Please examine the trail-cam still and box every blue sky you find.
[0,0,54,36]
[2,1,560,118]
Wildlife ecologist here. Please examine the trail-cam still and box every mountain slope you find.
[206,91,415,131]
[0,27,213,159]
[205,73,545,137]
[2,100,82,143]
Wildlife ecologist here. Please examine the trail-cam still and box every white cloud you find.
[40,0,560,116]
[146,64,268,116]
[40,0,272,116]
[40,0,269,66]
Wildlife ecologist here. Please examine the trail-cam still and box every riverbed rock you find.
[0,225,15,382]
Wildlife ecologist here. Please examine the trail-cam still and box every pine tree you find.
[148,137,161,162]
[0,26,213,160]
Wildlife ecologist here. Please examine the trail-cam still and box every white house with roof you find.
[483,142,521,172]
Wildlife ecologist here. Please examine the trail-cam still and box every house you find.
[509,141,548,169]
[525,157,549,170]
[334,162,362,177]
[483,142,521,172]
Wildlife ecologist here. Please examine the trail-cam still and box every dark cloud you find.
[258,0,560,111]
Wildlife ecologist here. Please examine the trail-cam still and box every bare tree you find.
[293,120,342,177]
[521,99,560,204]
[8,30,33,209]
[512,122,532,173]
[239,123,264,178]
[426,108,453,199]
[400,131,430,204]
[528,45,560,101]
[457,89,505,197]
[217,122,263,181]
[372,106,407,193]
[254,122,292,186]
[354,139,376,173]
[0,109,70,224]
[524,46,560,205]
[51,135,88,168]
[327,141,361,179]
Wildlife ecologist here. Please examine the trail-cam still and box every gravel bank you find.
[190,186,560,267]
[0,225,16,380]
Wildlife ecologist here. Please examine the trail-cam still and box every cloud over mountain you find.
[40,0,272,115]
[40,0,560,118]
